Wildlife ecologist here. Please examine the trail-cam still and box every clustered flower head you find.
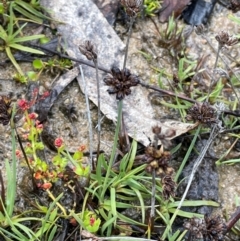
[186,102,216,125]
[0,95,12,126]
[161,175,176,200]
[104,66,140,100]
[215,31,238,47]
[79,40,97,61]
[184,215,226,241]
[144,146,173,176]
[228,0,240,13]
[120,0,143,17]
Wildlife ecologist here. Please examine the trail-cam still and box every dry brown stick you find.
[28,43,110,73]
[139,81,196,103]
[224,206,240,234]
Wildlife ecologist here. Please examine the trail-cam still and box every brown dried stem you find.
[224,206,240,234]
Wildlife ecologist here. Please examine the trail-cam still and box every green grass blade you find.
[11,22,28,39]
[131,187,145,223]
[12,222,37,240]
[5,46,24,75]
[126,139,137,172]
[15,0,52,20]
[9,43,45,54]
[38,193,63,239]
[101,100,123,200]
[47,225,58,241]
[168,208,203,218]
[103,200,135,209]
[98,207,108,220]
[85,184,101,199]
[176,230,188,241]
[119,153,129,172]
[96,154,104,186]
[71,212,84,226]
[110,187,117,218]
[13,34,45,42]
[0,227,24,241]
[0,25,8,41]
[175,125,201,182]
[13,5,43,23]
[169,230,180,241]
[9,3,14,36]
[6,103,17,217]
[168,200,219,208]
[117,212,146,226]
[101,214,116,236]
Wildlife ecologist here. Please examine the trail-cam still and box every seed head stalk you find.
[206,43,221,102]
[121,13,137,152]
[79,41,100,165]
[123,16,135,69]
[78,65,93,169]
[94,59,101,160]
[148,130,159,237]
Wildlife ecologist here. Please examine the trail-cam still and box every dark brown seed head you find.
[184,215,226,241]
[161,175,176,200]
[120,0,143,17]
[228,0,240,13]
[186,102,216,125]
[203,215,226,241]
[79,40,97,61]
[103,67,140,100]
[183,217,206,240]
[144,146,172,175]
[215,31,238,47]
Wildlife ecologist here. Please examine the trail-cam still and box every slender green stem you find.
[148,169,156,238]
[123,17,135,69]
[148,131,159,237]
[207,44,221,102]
[94,59,101,160]
[78,65,93,168]
[174,125,201,182]
[8,103,17,217]
[100,100,123,200]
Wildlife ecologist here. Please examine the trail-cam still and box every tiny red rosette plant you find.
[83,210,101,233]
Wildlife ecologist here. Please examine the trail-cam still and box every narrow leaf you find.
[9,43,45,54]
